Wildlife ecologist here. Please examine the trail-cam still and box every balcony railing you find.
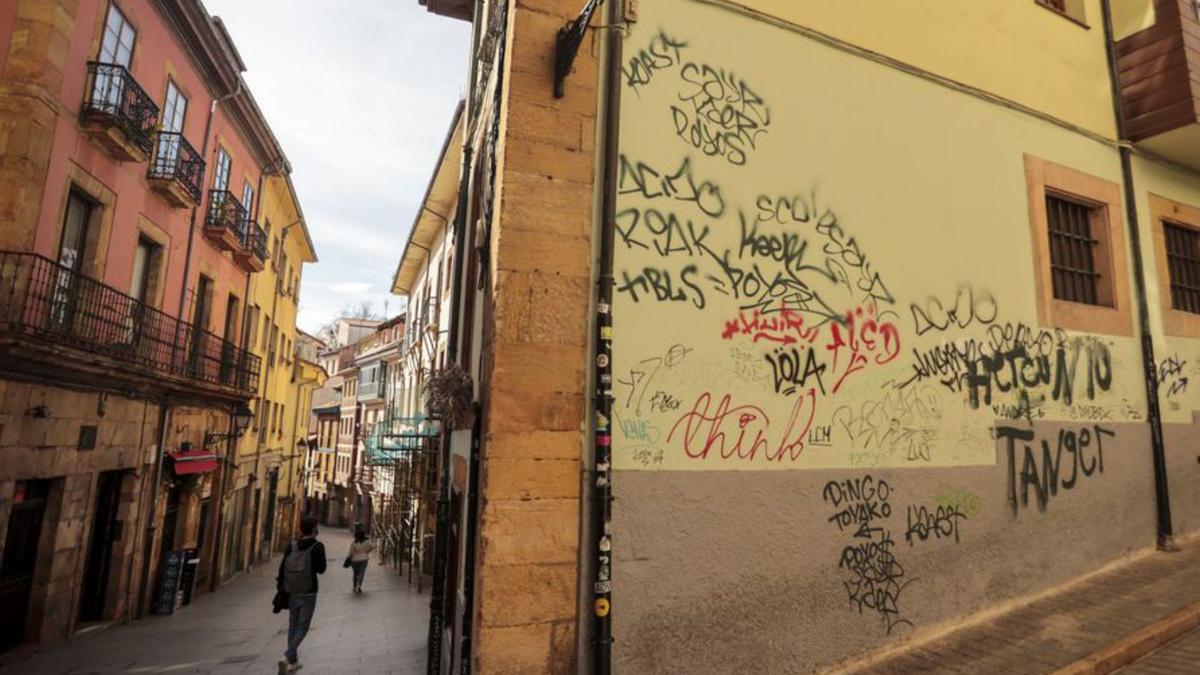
[0,251,260,395]
[233,219,268,272]
[204,190,247,252]
[148,131,205,207]
[80,62,159,160]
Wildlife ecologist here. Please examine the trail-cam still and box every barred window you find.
[1046,194,1107,306]
[1164,221,1200,314]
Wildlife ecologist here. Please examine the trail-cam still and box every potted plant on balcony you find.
[422,363,474,430]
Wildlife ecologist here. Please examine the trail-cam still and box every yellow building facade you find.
[223,173,321,577]
[607,0,1200,670]
[410,0,1200,671]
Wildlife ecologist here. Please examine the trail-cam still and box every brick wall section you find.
[0,0,75,251]
[473,0,601,673]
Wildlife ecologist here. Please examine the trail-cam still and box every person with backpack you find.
[345,525,376,594]
[277,516,326,673]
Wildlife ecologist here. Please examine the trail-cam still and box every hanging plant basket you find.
[423,363,475,430]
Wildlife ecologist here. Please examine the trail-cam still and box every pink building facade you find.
[0,0,292,654]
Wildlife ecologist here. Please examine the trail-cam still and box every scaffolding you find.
[364,414,440,589]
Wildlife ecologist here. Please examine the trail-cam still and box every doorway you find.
[160,486,180,558]
[79,471,123,623]
[49,191,94,332]
[262,472,277,559]
[188,275,214,377]
[194,497,210,590]
[0,481,51,653]
[220,293,239,383]
[249,486,260,565]
[222,487,247,579]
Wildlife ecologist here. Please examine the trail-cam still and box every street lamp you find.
[232,402,253,436]
[203,402,254,448]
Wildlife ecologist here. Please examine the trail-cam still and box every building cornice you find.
[153,0,289,170]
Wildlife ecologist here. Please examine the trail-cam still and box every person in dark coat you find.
[276,516,326,673]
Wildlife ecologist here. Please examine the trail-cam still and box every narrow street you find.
[1,528,427,674]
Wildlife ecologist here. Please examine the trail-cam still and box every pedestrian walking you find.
[346,525,376,593]
[277,516,327,673]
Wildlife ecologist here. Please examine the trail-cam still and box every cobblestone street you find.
[0,528,427,674]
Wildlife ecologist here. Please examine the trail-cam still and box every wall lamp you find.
[203,402,254,449]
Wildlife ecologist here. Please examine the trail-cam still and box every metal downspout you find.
[124,399,151,621]
[1100,0,1174,550]
[174,80,243,348]
[591,0,624,670]
[137,400,171,615]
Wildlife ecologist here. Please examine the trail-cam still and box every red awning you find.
[169,449,219,476]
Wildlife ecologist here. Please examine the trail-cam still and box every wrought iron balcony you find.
[0,251,260,399]
[80,62,159,162]
[147,131,205,208]
[233,219,267,272]
[204,190,247,252]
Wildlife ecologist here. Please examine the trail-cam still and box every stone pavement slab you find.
[0,528,429,674]
[840,536,1200,674]
[1118,627,1200,674]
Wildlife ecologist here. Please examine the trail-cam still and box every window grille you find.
[1164,221,1200,314]
[1046,194,1102,305]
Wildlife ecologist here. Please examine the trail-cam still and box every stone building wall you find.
[0,0,75,251]
[471,0,601,672]
[0,379,159,645]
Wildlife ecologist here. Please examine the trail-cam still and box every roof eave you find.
[391,100,465,295]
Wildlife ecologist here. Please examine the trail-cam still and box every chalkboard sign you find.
[154,549,184,615]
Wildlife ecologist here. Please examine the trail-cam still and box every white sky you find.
[202,0,471,333]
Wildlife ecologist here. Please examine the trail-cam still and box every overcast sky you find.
[202,0,470,333]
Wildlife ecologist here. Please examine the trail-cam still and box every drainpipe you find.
[1100,0,1174,551]
[170,78,245,589]
[242,157,284,350]
[207,406,238,592]
[137,400,171,616]
[124,399,150,622]
[351,399,363,526]
[174,78,244,328]
[589,0,624,669]
[286,370,306,544]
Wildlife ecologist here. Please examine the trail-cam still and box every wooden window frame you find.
[213,146,232,191]
[161,78,188,133]
[1150,194,1200,338]
[130,235,162,305]
[98,1,137,68]
[53,165,117,282]
[1024,155,1132,336]
[135,216,170,309]
[1035,0,1090,28]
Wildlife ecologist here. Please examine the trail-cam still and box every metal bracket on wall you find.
[553,0,606,98]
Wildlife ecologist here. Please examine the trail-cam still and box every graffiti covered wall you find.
[610,8,1144,472]
[606,0,1195,671]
